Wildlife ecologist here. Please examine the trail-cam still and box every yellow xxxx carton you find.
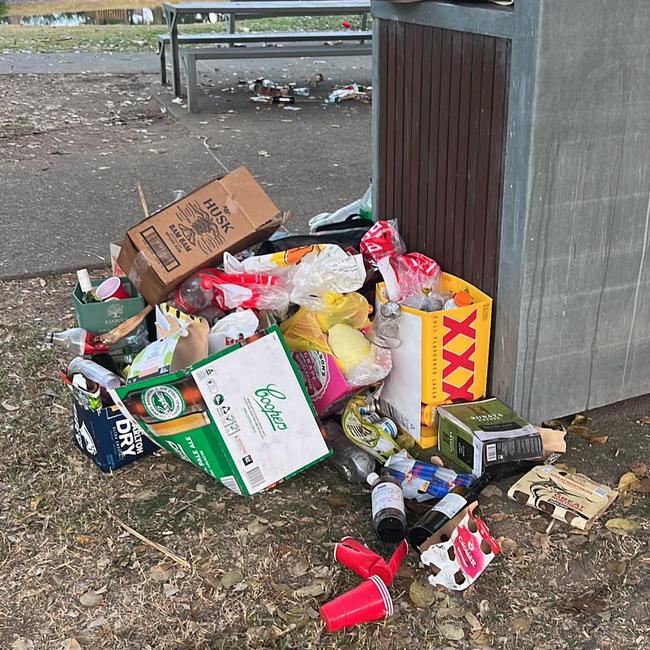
[378,274,492,445]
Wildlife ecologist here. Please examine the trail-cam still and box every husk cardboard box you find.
[437,398,543,477]
[73,277,145,334]
[110,327,330,496]
[377,274,492,444]
[118,166,284,305]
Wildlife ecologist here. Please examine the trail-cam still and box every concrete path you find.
[0,52,160,75]
[0,52,371,278]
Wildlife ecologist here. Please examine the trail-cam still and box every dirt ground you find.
[0,274,649,650]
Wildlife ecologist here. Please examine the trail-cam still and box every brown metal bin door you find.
[378,20,511,298]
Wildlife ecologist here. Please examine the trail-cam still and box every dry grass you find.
[0,273,648,650]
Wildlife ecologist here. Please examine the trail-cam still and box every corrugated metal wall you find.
[377,20,511,298]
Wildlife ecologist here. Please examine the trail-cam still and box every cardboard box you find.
[507,465,618,530]
[118,167,283,305]
[437,398,543,477]
[73,277,145,335]
[111,327,330,495]
[71,390,157,473]
[292,350,359,417]
[377,274,492,443]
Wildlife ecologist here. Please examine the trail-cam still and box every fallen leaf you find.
[60,639,82,650]
[30,496,43,511]
[634,478,650,493]
[1,401,19,412]
[134,489,158,501]
[568,593,608,612]
[509,617,531,634]
[436,606,463,619]
[618,472,639,493]
[257,150,270,157]
[294,581,325,598]
[438,621,465,641]
[606,560,626,576]
[79,591,103,607]
[323,495,351,508]
[478,599,490,618]
[149,564,172,583]
[532,532,551,551]
[605,518,640,535]
[641,416,650,425]
[571,414,588,425]
[11,639,34,650]
[629,460,648,477]
[289,559,309,578]
[220,570,244,589]
[409,579,436,608]
[195,483,207,494]
[480,484,503,498]
[163,583,178,597]
[247,518,269,536]
[209,501,226,512]
[465,611,482,631]
[567,425,607,444]
[621,493,635,508]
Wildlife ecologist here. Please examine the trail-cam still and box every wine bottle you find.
[407,475,490,550]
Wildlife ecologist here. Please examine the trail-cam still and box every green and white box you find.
[111,327,330,495]
[437,398,543,477]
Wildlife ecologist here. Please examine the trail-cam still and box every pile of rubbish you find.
[48,166,623,633]
[238,76,371,106]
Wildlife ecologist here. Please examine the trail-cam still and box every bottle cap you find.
[367,472,379,486]
[77,269,93,294]
[454,291,472,307]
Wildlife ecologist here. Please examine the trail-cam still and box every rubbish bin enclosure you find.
[372,0,650,422]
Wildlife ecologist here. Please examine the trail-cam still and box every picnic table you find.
[162,1,372,98]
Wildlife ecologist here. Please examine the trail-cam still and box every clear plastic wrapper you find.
[208,310,259,354]
[289,246,367,310]
[223,245,331,275]
[308,185,372,233]
[365,302,401,349]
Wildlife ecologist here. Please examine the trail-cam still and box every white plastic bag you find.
[208,310,259,354]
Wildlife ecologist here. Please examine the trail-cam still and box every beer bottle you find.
[407,475,490,551]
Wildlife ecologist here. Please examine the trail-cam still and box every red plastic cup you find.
[334,537,391,585]
[320,575,393,633]
[95,277,130,301]
[385,539,409,583]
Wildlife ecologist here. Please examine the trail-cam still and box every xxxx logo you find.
[441,311,477,401]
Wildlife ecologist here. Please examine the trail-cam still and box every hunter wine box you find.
[118,166,283,305]
[73,277,145,335]
[111,327,330,495]
[437,398,543,477]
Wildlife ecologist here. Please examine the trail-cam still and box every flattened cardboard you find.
[119,167,283,305]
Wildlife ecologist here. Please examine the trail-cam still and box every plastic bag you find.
[328,324,392,386]
[223,245,332,275]
[308,185,372,233]
[279,307,331,354]
[377,252,441,303]
[315,291,371,332]
[208,310,259,354]
[289,246,367,310]
[359,219,406,263]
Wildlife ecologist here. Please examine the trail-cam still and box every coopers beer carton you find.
[111,327,330,495]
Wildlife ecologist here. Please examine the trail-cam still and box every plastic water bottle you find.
[68,357,123,390]
[443,291,473,310]
[324,421,375,483]
[46,328,109,355]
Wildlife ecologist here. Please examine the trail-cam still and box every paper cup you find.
[96,277,130,301]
